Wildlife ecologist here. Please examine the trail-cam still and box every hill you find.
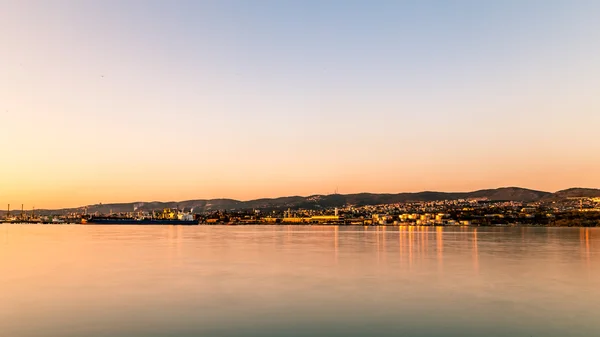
[6,187,599,216]
[1,187,556,215]
[547,188,600,199]
[466,187,551,202]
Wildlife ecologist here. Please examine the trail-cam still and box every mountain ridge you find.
[5,187,599,215]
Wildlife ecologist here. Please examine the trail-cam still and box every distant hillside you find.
[5,187,598,216]
[466,187,551,202]
[548,188,600,199]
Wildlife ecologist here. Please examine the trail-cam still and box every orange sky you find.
[1,1,599,208]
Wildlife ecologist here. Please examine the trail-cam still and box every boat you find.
[83,216,198,225]
[83,208,198,225]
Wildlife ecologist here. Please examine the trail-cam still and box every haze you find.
[1,0,599,209]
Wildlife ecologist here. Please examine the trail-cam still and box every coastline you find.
[1,222,598,227]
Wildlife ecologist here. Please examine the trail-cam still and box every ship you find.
[83,217,198,225]
[82,208,198,225]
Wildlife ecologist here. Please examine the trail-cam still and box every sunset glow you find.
[1,1,599,208]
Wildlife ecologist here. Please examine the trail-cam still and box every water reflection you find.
[1,225,600,337]
[581,228,591,269]
[334,225,338,263]
[473,228,479,274]
[436,226,443,271]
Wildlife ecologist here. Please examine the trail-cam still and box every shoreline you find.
[0,222,598,228]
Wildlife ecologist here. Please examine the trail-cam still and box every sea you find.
[1,225,599,337]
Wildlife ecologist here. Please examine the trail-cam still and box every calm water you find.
[1,225,599,337]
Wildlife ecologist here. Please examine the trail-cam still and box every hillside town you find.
[3,196,600,226]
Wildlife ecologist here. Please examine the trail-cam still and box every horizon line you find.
[2,186,598,211]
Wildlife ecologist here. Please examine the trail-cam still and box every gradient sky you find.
[1,0,600,208]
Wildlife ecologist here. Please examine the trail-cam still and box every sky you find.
[1,0,600,208]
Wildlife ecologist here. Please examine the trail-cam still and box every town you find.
[2,196,600,226]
